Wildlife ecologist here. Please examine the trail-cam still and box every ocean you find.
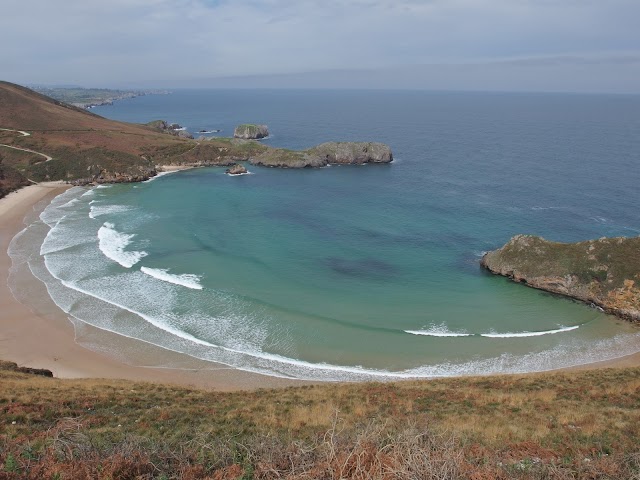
[9,89,640,381]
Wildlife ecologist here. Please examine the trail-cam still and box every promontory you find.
[0,81,393,196]
[481,234,640,321]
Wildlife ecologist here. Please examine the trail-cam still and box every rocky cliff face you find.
[307,142,393,165]
[481,234,640,321]
[250,141,393,168]
[234,124,269,139]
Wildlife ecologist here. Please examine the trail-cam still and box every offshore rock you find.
[233,124,269,139]
[481,234,640,321]
[225,163,248,175]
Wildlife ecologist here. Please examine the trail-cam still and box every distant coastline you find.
[30,86,171,110]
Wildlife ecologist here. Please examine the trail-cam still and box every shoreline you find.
[0,182,304,391]
[2,184,640,391]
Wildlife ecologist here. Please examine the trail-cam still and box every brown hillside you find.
[2,361,640,479]
[0,81,197,193]
[0,81,159,134]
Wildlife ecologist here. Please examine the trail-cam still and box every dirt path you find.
[0,128,52,162]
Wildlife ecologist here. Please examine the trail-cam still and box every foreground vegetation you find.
[1,361,640,479]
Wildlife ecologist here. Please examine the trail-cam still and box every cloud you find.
[1,0,639,91]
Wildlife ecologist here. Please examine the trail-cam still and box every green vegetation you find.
[2,361,640,478]
[485,235,640,290]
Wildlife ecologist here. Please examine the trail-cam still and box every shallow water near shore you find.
[9,90,640,380]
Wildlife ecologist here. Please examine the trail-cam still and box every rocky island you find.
[234,124,269,139]
[481,234,640,321]
[225,163,248,175]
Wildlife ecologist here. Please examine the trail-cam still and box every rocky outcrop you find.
[71,166,157,185]
[0,360,53,377]
[146,120,194,139]
[481,234,640,321]
[250,141,393,168]
[234,124,269,139]
[307,142,393,165]
[226,163,248,175]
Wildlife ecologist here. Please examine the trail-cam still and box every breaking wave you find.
[141,266,203,290]
[405,324,472,337]
[481,326,580,338]
[97,222,147,268]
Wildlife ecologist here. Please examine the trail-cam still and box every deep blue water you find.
[12,90,640,380]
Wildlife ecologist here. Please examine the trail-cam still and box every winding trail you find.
[0,128,30,137]
[0,128,52,162]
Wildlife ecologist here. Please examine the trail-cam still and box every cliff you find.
[250,141,393,168]
[481,234,640,321]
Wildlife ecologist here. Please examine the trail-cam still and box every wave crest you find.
[97,222,147,268]
[141,266,203,290]
[481,326,580,338]
[405,324,471,337]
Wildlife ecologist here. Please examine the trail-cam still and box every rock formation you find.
[225,163,248,175]
[307,142,393,165]
[234,124,269,139]
[0,360,53,377]
[146,120,194,139]
[481,234,640,321]
[250,142,393,168]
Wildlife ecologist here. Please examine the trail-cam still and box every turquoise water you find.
[10,90,640,380]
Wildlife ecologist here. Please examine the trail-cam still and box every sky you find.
[1,0,639,92]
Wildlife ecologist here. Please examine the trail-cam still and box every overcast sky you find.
[2,0,639,92]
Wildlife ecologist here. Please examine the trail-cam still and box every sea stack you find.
[225,163,248,175]
[233,124,269,139]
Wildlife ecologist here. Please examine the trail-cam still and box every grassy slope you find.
[2,361,639,479]
[0,81,193,190]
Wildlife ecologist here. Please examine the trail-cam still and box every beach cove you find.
[3,89,640,385]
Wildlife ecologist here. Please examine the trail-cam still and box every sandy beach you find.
[1,183,639,392]
[0,182,303,391]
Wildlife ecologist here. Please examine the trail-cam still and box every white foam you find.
[531,206,567,211]
[97,222,147,268]
[143,171,180,183]
[481,325,580,338]
[89,204,132,219]
[15,187,640,383]
[405,324,472,337]
[226,171,252,176]
[96,184,112,189]
[141,266,203,290]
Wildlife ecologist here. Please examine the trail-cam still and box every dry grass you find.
[1,363,640,478]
